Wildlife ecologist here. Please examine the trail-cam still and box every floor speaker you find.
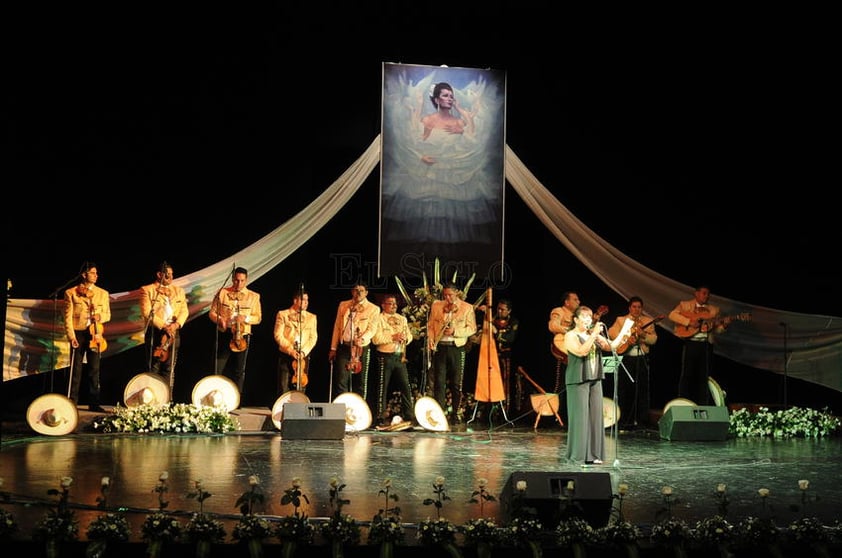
[659,405,730,441]
[500,471,612,528]
[281,403,346,440]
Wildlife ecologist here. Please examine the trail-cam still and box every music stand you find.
[602,356,623,375]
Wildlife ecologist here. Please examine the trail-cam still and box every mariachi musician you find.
[140,261,189,394]
[607,296,660,430]
[209,266,262,394]
[427,282,477,425]
[64,262,111,410]
[490,298,519,411]
[274,287,317,396]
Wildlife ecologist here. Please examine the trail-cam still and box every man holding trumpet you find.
[427,283,477,426]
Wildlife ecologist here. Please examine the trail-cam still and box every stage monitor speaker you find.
[281,403,346,440]
[500,471,612,528]
[659,405,730,441]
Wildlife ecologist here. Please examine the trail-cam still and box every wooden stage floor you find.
[2,403,841,549]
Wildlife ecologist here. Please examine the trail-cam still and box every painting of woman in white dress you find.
[379,63,506,279]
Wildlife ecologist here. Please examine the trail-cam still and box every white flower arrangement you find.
[92,402,238,434]
[729,406,840,438]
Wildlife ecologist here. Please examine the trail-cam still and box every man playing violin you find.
[140,261,190,396]
[329,282,380,403]
[64,262,111,411]
[607,296,660,430]
[209,266,262,396]
[427,283,477,426]
[274,288,317,396]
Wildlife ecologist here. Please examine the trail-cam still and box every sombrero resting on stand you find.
[192,375,240,410]
[27,393,79,436]
[124,372,171,407]
[271,390,311,430]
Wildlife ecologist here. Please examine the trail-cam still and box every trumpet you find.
[431,304,455,351]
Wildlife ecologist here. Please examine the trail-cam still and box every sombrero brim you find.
[26,394,79,436]
[662,397,696,415]
[414,396,450,432]
[124,372,170,407]
[192,375,240,410]
[603,397,621,428]
[333,392,372,431]
[709,377,726,406]
[271,390,311,430]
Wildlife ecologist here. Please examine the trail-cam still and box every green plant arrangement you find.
[601,484,642,558]
[31,476,79,558]
[368,478,405,558]
[649,486,692,558]
[275,477,315,558]
[729,406,840,438]
[555,516,600,558]
[233,475,272,558]
[92,402,238,434]
[319,476,360,558]
[184,480,226,558]
[418,476,461,558]
[462,478,500,558]
[85,476,131,558]
[0,478,19,541]
[141,471,183,558]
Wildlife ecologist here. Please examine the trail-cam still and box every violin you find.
[291,342,309,388]
[228,293,248,352]
[82,285,107,353]
[346,327,362,373]
[154,329,173,363]
[230,317,248,352]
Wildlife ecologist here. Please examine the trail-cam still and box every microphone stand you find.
[295,282,304,392]
[603,324,631,469]
[212,265,235,375]
[781,322,789,409]
[48,273,82,393]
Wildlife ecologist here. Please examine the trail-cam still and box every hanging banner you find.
[378,63,506,280]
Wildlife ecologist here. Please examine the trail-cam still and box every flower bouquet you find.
[141,471,183,558]
[233,475,271,558]
[555,516,600,558]
[185,480,226,558]
[85,512,131,558]
[32,477,79,558]
[461,517,499,558]
[275,478,314,558]
[369,478,405,558]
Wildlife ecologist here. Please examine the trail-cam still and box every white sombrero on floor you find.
[26,393,79,436]
[271,390,311,430]
[414,396,450,432]
[124,372,170,407]
[192,375,240,410]
[333,392,372,432]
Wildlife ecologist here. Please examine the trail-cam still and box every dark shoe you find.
[89,405,105,413]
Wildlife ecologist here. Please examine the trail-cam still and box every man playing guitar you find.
[668,285,733,406]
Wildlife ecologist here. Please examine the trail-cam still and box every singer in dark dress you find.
[563,305,624,465]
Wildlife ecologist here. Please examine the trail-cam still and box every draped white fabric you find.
[5,135,842,395]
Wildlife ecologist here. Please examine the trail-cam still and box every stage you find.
[2,403,841,556]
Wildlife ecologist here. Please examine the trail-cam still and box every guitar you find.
[550,304,608,364]
[675,312,752,338]
[615,315,665,355]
